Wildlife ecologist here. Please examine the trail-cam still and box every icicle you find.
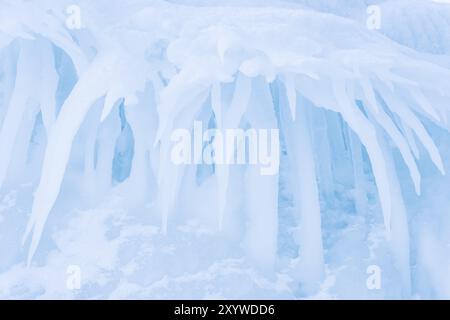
[213,74,251,229]
[278,81,324,292]
[361,93,422,195]
[333,79,393,236]
[23,53,117,263]
[157,89,210,233]
[7,102,40,184]
[0,44,17,129]
[211,82,227,229]
[310,109,335,199]
[349,130,368,215]
[223,74,252,128]
[409,89,440,122]
[81,101,103,201]
[323,111,354,188]
[155,68,210,144]
[378,129,412,297]
[243,77,279,270]
[37,40,58,129]
[211,83,222,126]
[0,41,40,188]
[157,134,185,234]
[123,86,158,204]
[400,120,420,160]
[95,104,122,195]
[377,84,445,175]
[359,75,380,114]
[284,73,297,121]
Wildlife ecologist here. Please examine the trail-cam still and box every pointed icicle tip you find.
[285,73,297,121]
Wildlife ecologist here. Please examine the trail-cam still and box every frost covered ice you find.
[0,0,450,299]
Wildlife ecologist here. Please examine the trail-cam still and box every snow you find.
[0,0,450,299]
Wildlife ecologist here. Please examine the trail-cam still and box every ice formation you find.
[0,0,450,299]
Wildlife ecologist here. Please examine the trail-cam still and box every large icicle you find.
[157,88,210,233]
[333,79,393,236]
[213,74,252,229]
[23,53,118,263]
[360,89,422,195]
[0,41,39,188]
[243,77,279,270]
[376,83,445,175]
[378,129,412,297]
[278,80,324,293]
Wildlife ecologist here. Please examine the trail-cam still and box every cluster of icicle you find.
[1,0,449,296]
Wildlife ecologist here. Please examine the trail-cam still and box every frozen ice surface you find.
[0,0,450,299]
